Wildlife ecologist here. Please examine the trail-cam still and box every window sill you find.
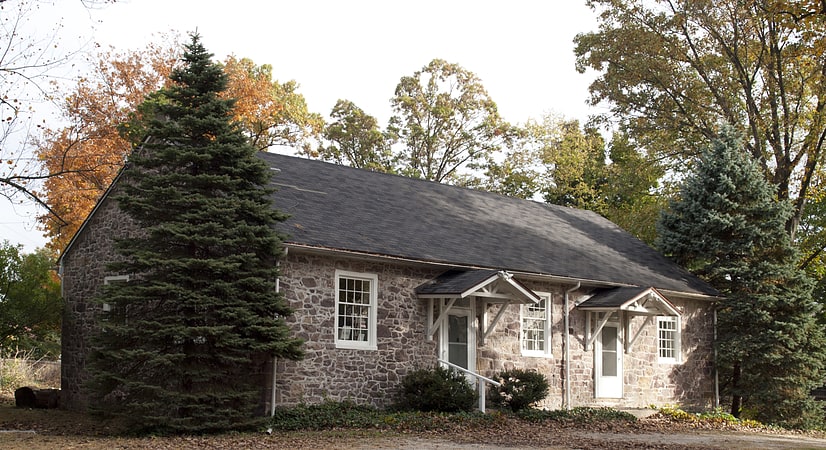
[335,342,377,351]
[521,351,552,358]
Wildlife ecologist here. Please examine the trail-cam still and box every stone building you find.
[60,152,720,413]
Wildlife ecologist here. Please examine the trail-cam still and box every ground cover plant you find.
[3,397,826,449]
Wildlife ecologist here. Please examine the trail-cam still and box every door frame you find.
[439,302,476,374]
[594,320,623,398]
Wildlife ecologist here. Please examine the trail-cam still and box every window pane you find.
[337,275,374,343]
[601,326,617,376]
[658,317,677,359]
[521,298,548,354]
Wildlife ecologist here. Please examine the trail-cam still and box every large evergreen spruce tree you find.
[657,127,826,428]
[88,34,303,433]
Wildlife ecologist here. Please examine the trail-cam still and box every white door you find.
[595,323,622,398]
[441,307,475,374]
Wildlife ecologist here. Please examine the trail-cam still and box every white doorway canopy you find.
[416,269,541,343]
[577,286,680,353]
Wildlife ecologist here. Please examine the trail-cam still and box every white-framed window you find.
[334,270,377,350]
[657,316,681,363]
[102,275,130,319]
[521,292,552,357]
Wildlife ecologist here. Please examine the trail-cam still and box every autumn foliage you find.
[35,42,178,253]
[36,42,322,253]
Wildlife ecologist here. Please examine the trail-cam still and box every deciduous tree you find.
[657,128,826,428]
[221,56,323,152]
[388,59,515,183]
[36,42,178,253]
[0,241,61,359]
[575,0,826,239]
[0,0,115,216]
[87,34,303,433]
[477,115,663,243]
[36,43,321,253]
[318,99,394,172]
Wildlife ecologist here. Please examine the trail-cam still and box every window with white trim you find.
[102,275,130,322]
[334,270,377,350]
[657,316,681,363]
[521,292,552,357]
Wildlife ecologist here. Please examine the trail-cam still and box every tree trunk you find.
[730,362,742,418]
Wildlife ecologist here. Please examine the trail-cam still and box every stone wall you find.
[571,295,714,410]
[271,262,716,411]
[269,252,441,408]
[476,280,715,410]
[60,188,138,411]
[60,191,716,412]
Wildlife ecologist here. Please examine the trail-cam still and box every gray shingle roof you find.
[263,152,718,297]
[578,286,680,316]
[577,287,652,309]
[414,269,501,297]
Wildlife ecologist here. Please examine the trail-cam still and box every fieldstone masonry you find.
[60,186,139,411]
[268,253,441,409]
[60,189,716,413]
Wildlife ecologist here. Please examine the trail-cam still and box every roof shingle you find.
[263,152,718,297]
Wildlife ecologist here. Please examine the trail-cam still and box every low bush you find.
[270,400,382,431]
[517,406,637,423]
[268,400,492,432]
[396,366,477,413]
[657,405,763,428]
[488,369,549,411]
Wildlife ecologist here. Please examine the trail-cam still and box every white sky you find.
[1,0,603,252]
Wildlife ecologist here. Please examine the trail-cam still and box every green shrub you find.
[268,401,495,433]
[488,369,549,411]
[270,400,382,431]
[396,367,477,413]
[657,405,764,428]
[517,406,637,423]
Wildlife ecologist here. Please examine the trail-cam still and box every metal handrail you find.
[437,358,500,412]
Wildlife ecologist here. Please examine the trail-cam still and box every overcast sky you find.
[1,0,603,252]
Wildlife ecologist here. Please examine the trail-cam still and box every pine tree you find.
[88,34,303,433]
[657,127,826,428]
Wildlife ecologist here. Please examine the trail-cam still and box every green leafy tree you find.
[575,0,826,240]
[318,99,394,172]
[657,128,826,428]
[476,116,603,204]
[0,242,61,359]
[88,34,303,433]
[388,59,515,183]
[535,119,607,212]
[476,115,663,243]
[601,132,667,244]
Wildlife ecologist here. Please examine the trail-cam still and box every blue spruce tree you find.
[657,127,826,428]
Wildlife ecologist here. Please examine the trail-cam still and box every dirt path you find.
[3,427,825,449]
[2,403,825,449]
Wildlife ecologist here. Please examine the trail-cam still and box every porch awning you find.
[578,286,680,352]
[577,286,679,316]
[416,269,541,342]
[415,269,541,304]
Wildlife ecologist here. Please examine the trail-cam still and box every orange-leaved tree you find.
[35,42,179,254]
[37,45,324,254]
[221,56,323,152]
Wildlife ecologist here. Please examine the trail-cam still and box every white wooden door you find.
[595,323,622,398]
[441,306,475,374]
